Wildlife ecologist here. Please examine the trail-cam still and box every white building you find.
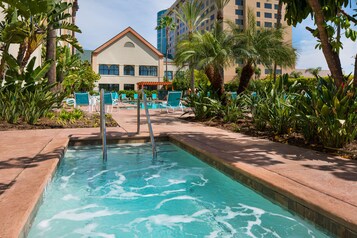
[91,27,181,91]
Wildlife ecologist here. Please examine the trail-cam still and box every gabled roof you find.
[92,27,164,58]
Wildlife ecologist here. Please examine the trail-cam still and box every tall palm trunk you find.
[46,24,57,87]
[164,27,169,83]
[216,8,225,95]
[307,0,344,87]
[237,63,254,94]
[0,43,10,79]
[211,67,225,97]
[273,0,283,82]
[188,32,195,95]
[353,54,357,87]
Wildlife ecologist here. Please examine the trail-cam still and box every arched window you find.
[99,65,109,75]
[124,42,135,48]
[124,65,135,76]
[108,65,119,75]
[99,64,119,75]
[139,66,157,76]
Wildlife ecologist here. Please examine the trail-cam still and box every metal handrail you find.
[100,89,107,162]
[141,89,157,161]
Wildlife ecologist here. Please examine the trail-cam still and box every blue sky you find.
[76,0,357,73]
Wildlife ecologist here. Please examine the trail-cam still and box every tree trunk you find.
[188,32,195,95]
[211,67,225,98]
[307,0,344,87]
[353,54,357,87]
[0,44,10,80]
[217,9,224,32]
[17,42,27,68]
[237,63,254,94]
[273,0,283,82]
[190,66,195,94]
[46,24,57,87]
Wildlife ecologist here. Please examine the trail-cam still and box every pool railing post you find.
[141,89,157,161]
[100,89,107,162]
[137,89,140,134]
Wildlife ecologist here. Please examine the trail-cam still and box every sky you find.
[76,0,357,74]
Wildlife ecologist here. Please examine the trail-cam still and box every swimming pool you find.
[28,142,332,237]
[127,101,163,109]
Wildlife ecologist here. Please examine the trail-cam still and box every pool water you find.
[28,143,332,237]
[128,101,163,109]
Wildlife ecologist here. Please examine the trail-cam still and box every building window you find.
[99,65,109,75]
[236,9,243,15]
[265,69,271,75]
[256,2,260,8]
[165,71,173,80]
[264,22,273,28]
[144,85,157,90]
[256,12,260,17]
[264,12,272,18]
[99,84,119,92]
[210,14,215,20]
[124,84,135,90]
[124,42,135,48]
[236,19,244,25]
[99,64,119,75]
[124,65,135,76]
[235,0,243,6]
[274,4,279,10]
[139,66,158,76]
[257,21,261,27]
[264,3,272,9]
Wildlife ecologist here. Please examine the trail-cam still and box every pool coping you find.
[1,133,357,238]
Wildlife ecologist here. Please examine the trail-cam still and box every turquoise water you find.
[128,101,163,109]
[28,143,332,237]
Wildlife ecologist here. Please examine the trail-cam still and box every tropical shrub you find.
[297,76,357,148]
[245,74,298,134]
[0,56,62,124]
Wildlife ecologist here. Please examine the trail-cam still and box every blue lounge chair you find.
[161,91,184,112]
[121,93,130,101]
[104,93,116,112]
[151,93,157,101]
[74,92,92,111]
[133,93,138,100]
[112,92,119,102]
[230,92,238,100]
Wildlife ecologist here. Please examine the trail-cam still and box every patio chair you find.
[160,91,184,113]
[151,93,158,101]
[133,93,138,100]
[104,93,117,113]
[120,94,131,101]
[74,92,92,112]
[112,92,119,103]
[230,92,238,100]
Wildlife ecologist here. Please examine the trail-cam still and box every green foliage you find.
[297,76,357,148]
[57,108,84,124]
[172,71,190,91]
[60,46,99,96]
[245,74,298,134]
[0,58,62,124]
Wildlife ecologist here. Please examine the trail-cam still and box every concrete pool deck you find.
[0,109,356,237]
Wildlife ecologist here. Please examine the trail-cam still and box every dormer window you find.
[124,42,135,48]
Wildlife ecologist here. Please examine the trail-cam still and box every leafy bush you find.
[245,74,298,134]
[0,56,62,124]
[297,77,357,148]
[57,109,84,124]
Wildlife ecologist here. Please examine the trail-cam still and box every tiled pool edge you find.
[168,135,357,238]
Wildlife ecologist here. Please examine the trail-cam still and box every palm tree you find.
[305,67,322,78]
[175,24,235,97]
[215,0,230,31]
[174,0,206,94]
[156,16,176,82]
[231,11,297,94]
[289,71,303,79]
[46,1,82,86]
[273,0,284,81]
